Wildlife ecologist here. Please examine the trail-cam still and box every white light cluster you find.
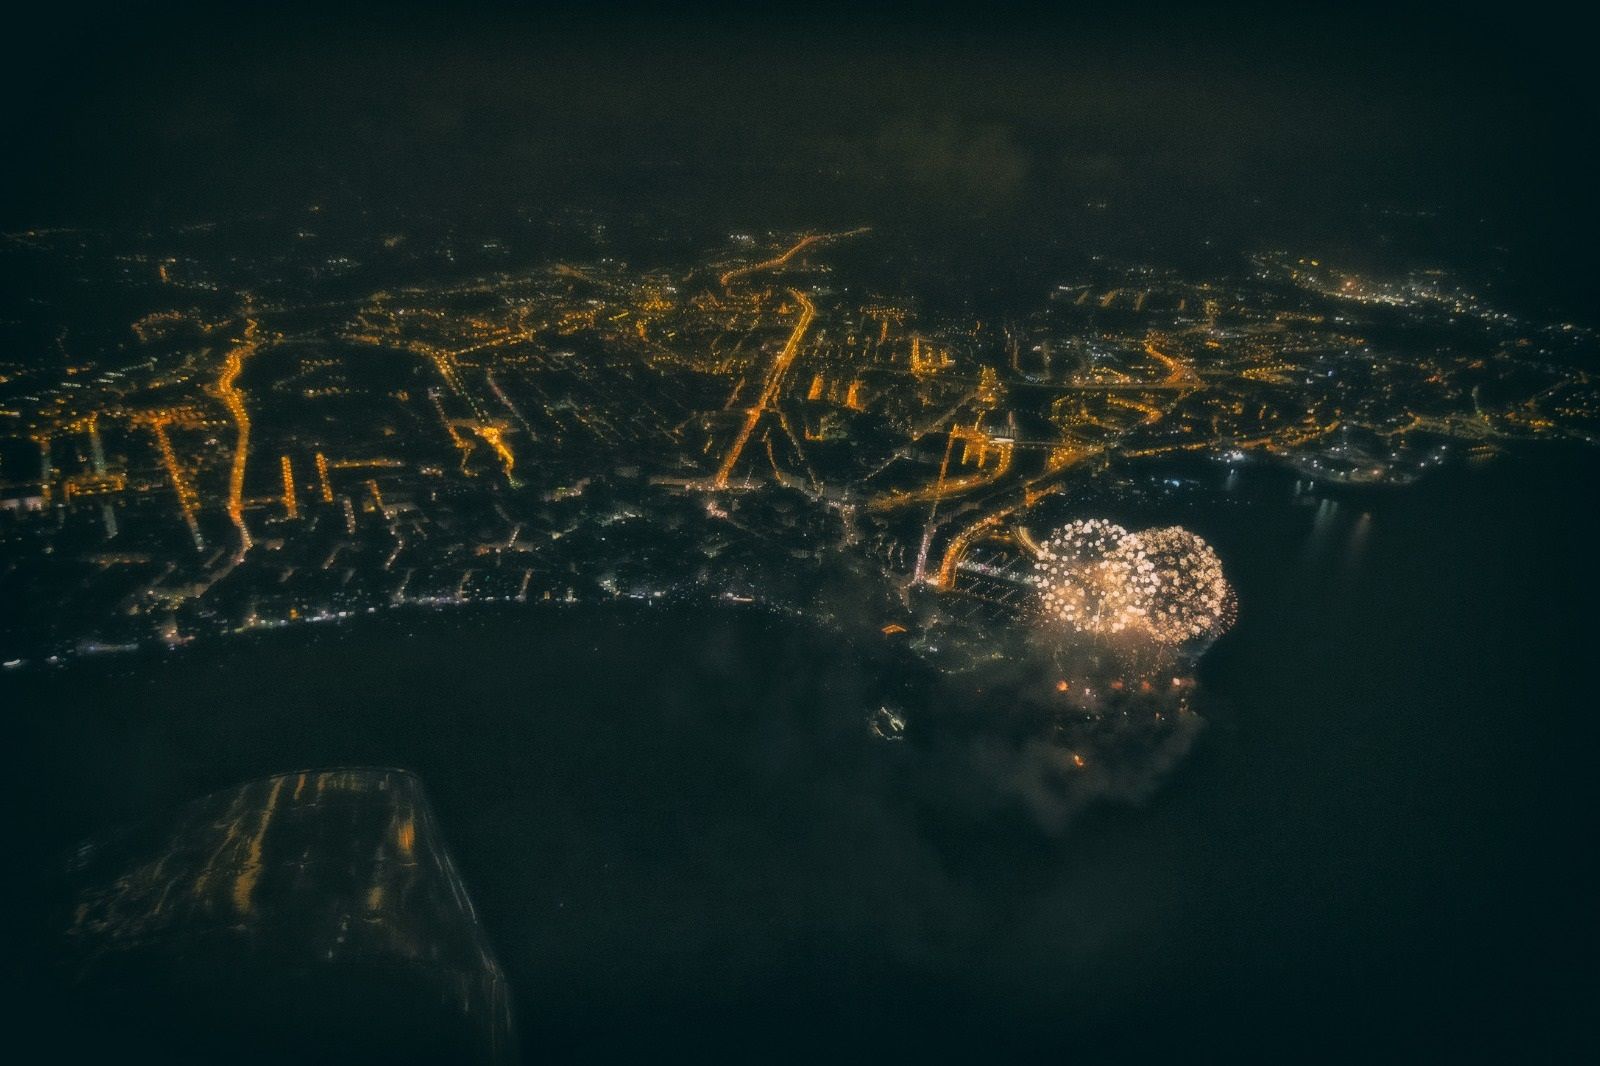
[1030,520,1235,645]
[1031,519,1150,635]
[1124,526,1237,644]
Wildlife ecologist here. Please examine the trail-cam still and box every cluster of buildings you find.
[1,215,1593,662]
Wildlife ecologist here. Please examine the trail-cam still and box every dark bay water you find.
[5,449,1597,1062]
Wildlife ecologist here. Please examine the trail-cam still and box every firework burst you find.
[1030,520,1235,646]
[1122,526,1237,644]
[1030,519,1154,636]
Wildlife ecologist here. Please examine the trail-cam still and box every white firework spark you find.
[1029,519,1154,636]
[1122,526,1236,644]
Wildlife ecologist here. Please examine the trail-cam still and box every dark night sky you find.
[7,3,1595,222]
[4,2,1597,313]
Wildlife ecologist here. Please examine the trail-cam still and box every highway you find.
[714,289,816,488]
[214,315,262,559]
[717,227,870,290]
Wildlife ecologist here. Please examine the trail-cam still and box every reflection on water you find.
[56,769,515,1064]
[1294,484,1375,577]
[1302,494,1339,560]
[1345,511,1373,569]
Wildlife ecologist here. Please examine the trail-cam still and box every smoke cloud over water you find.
[885,520,1234,832]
